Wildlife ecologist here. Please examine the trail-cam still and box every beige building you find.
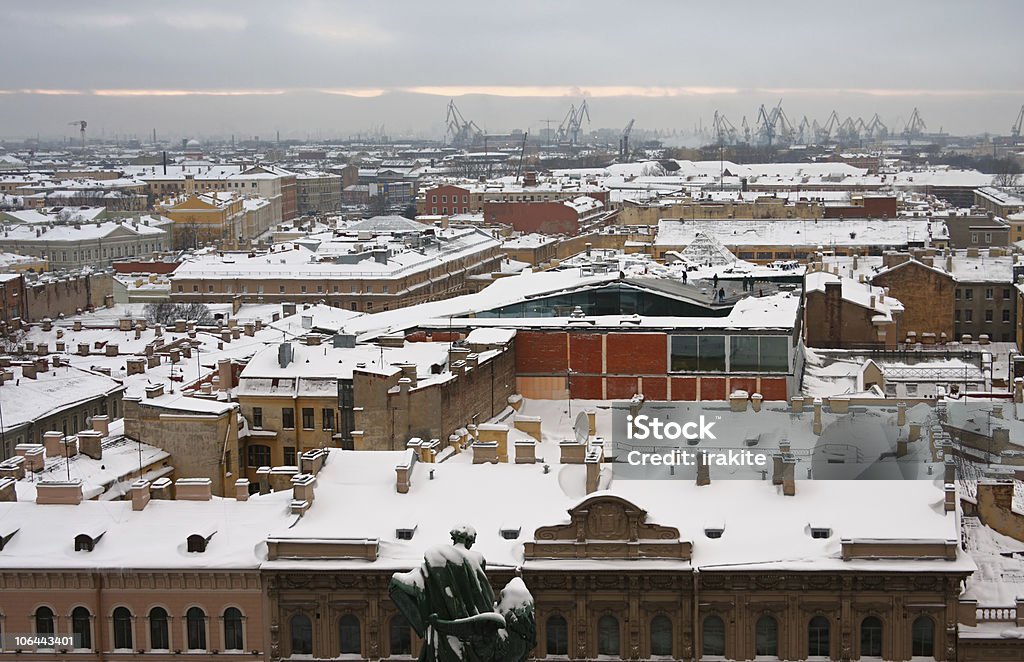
[296,171,343,214]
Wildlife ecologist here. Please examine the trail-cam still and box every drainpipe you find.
[94,571,106,661]
[691,569,700,662]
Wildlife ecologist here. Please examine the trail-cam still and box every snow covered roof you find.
[805,271,904,321]
[677,232,738,266]
[0,364,124,432]
[656,218,938,248]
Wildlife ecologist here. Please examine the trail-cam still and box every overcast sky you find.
[2,0,1022,141]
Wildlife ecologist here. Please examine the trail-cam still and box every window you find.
[186,607,207,650]
[252,407,263,428]
[965,309,973,322]
[282,408,295,429]
[389,614,412,656]
[35,606,55,638]
[702,615,725,656]
[247,444,271,468]
[971,232,978,243]
[986,288,994,300]
[149,607,169,650]
[860,617,882,657]
[965,288,973,300]
[808,616,829,657]
[113,607,133,649]
[284,447,296,466]
[289,614,312,655]
[759,336,790,373]
[339,614,361,655]
[300,285,307,293]
[911,616,933,657]
[985,232,992,243]
[72,606,92,649]
[1003,309,1011,322]
[755,615,778,656]
[302,408,314,429]
[986,309,993,322]
[729,336,760,372]
[279,285,286,293]
[1004,288,1011,299]
[597,615,619,656]
[546,615,568,656]
[223,608,244,651]
[650,615,672,656]
[322,408,335,430]
[810,527,832,539]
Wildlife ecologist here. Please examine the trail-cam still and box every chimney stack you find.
[130,479,151,511]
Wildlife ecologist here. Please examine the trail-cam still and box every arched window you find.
[546,615,568,656]
[223,608,244,651]
[808,615,830,657]
[291,614,313,655]
[149,608,169,650]
[650,615,673,656]
[35,606,55,636]
[755,615,778,657]
[71,607,92,650]
[861,616,883,657]
[911,616,934,657]
[186,607,207,651]
[113,607,133,650]
[597,615,620,656]
[702,615,725,656]
[389,614,412,656]
[339,614,361,655]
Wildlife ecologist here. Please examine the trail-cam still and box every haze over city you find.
[2,0,1023,140]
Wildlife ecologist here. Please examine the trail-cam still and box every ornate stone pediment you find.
[524,494,690,560]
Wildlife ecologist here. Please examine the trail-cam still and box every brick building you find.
[803,271,903,348]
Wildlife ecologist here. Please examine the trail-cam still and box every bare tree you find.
[144,302,215,325]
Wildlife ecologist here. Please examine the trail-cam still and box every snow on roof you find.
[0,364,123,432]
[655,218,936,248]
[345,215,431,234]
[1,206,107,225]
[805,271,904,321]
[677,232,738,266]
[465,328,517,345]
[0,219,166,242]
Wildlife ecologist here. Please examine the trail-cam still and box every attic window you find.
[500,527,521,540]
[704,528,724,539]
[75,532,104,552]
[396,526,417,541]
[187,531,216,553]
[810,528,832,539]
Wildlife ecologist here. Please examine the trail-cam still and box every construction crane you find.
[796,116,811,144]
[445,100,483,149]
[1012,104,1024,138]
[68,120,87,151]
[817,110,840,142]
[865,113,888,141]
[903,107,927,143]
[712,111,737,146]
[740,116,751,144]
[554,100,590,146]
[619,119,635,160]
[755,101,793,147]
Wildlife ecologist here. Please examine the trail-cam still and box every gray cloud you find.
[1,0,1022,139]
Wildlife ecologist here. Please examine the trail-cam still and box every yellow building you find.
[158,191,244,250]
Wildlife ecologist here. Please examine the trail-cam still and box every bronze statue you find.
[389,525,536,662]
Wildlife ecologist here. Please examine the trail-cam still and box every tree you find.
[144,302,215,326]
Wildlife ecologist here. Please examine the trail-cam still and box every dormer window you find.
[0,527,19,551]
[187,531,216,553]
[75,531,105,552]
[704,528,724,539]
[500,527,521,540]
[396,526,417,541]
[810,527,832,539]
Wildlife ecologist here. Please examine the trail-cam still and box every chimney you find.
[21,362,37,379]
[257,467,271,495]
[750,392,763,413]
[130,479,151,511]
[77,430,102,460]
[218,359,233,391]
[91,415,109,437]
[585,448,601,493]
[36,479,84,505]
[0,456,25,481]
[782,455,796,496]
[0,477,16,502]
[299,448,327,475]
[16,444,45,472]
[175,478,212,501]
[126,357,146,376]
[896,402,907,426]
[150,477,173,500]
[812,397,823,435]
[42,430,64,458]
[145,384,165,399]
[944,483,957,512]
[278,342,293,368]
[696,451,710,486]
[291,473,317,504]
[234,478,250,501]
